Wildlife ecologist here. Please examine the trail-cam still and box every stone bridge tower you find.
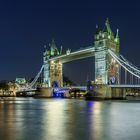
[43,40,63,87]
[94,19,120,84]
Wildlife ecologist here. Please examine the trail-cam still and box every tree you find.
[63,75,76,86]
[0,82,9,91]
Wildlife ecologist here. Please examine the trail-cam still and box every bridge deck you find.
[110,85,140,88]
[49,46,95,63]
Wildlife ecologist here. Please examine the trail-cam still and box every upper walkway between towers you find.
[49,46,95,63]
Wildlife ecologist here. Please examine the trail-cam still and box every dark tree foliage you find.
[63,75,76,86]
[0,82,9,91]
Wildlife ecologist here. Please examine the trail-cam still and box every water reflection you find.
[42,100,68,139]
[0,98,16,140]
[0,98,140,140]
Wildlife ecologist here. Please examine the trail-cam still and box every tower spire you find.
[116,29,119,38]
[115,29,120,44]
[105,18,109,26]
[95,24,100,34]
[96,24,98,29]
[104,18,112,35]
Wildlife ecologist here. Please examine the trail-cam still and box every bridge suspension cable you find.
[108,49,140,82]
[120,55,140,72]
[27,65,44,89]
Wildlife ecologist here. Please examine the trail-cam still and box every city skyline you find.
[0,0,140,85]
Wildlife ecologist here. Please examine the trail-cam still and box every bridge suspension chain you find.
[108,49,140,82]
[27,65,44,89]
[120,55,140,72]
[109,50,140,75]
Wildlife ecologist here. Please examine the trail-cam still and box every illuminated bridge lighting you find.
[52,88,70,98]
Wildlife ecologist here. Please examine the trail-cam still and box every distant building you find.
[15,78,26,85]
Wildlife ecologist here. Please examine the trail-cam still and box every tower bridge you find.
[43,18,120,87]
[17,19,140,99]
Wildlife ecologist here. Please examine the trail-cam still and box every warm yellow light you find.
[113,59,116,63]
[95,79,98,83]
[51,60,54,63]
[59,62,62,65]
[111,58,116,63]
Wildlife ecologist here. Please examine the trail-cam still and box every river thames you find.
[0,98,140,140]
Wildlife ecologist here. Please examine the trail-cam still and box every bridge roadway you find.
[17,85,140,92]
[16,89,36,93]
[17,86,87,93]
[110,85,140,88]
[49,46,95,63]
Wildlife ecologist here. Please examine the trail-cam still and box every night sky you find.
[0,0,140,84]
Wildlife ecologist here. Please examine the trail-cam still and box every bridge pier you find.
[111,87,126,99]
[35,87,53,98]
[91,85,126,100]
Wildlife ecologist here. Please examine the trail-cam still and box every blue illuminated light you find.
[52,88,69,98]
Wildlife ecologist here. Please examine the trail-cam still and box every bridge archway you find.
[63,57,95,86]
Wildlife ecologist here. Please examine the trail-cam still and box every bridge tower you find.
[43,39,63,87]
[94,19,120,84]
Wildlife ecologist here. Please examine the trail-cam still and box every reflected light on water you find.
[42,100,67,139]
[0,98,140,140]
[93,102,105,139]
[87,101,104,139]
[0,101,16,139]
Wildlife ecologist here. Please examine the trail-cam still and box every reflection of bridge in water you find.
[17,19,140,99]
